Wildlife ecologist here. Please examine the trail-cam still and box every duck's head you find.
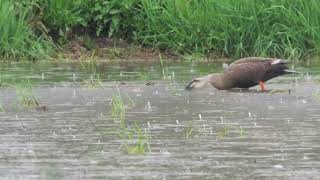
[185,73,222,90]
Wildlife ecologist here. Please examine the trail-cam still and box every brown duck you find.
[186,57,296,91]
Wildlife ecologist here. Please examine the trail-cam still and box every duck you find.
[185,57,296,91]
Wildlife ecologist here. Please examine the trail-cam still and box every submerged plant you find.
[313,91,320,101]
[14,81,39,108]
[184,123,207,139]
[80,56,98,75]
[218,126,229,139]
[239,126,245,137]
[82,74,104,89]
[80,57,104,88]
[118,124,150,155]
[0,103,5,112]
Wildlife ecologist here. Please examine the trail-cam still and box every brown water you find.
[0,62,320,179]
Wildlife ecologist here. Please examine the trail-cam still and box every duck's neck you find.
[209,73,232,90]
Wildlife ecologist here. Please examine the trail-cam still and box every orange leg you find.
[259,81,265,91]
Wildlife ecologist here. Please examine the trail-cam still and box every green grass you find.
[133,0,320,60]
[111,91,126,127]
[118,124,150,155]
[14,81,39,108]
[218,126,230,139]
[184,125,204,139]
[3,0,320,60]
[0,103,5,112]
[0,0,52,60]
[82,74,104,89]
[109,90,149,155]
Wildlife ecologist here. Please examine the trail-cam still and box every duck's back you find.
[224,57,288,88]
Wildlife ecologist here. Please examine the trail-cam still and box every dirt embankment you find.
[61,37,178,62]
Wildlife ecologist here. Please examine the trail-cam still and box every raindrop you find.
[254,122,257,127]
[248,112,252,118]
[147,101,152,111]
[273,164,284,169]
[210,128,213,135]
[198,114,202,120]
[73,89,77,97]
[72,73,76,81]
[176,120,179,125]
[172,71,175,79]
[148,121,151,128]
[268,105,275,110]
[305,72,311,81]
[41,73,45,80]
[220,116,224,124]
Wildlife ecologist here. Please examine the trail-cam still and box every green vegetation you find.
[184,125,204,139]
[14,81,39,108]
[2,0,320,61]
[111,92,126,126]
[118,125,150,154]
[0,0,52,60]
[0,103,5,112]
[80,57,104,88]
[218,126,230,139]
[110,91,150,155]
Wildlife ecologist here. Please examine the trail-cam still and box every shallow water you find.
[0,62,320,179]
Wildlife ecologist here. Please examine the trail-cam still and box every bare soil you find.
[62,37,178,62]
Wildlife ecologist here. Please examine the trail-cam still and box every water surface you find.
[0,61,320,179]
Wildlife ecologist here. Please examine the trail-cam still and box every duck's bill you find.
[284,69,301,74]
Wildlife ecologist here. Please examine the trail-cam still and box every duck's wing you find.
[229,57,287,66]
[224,58,289,88]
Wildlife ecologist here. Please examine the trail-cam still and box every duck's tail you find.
[271,59,301,74]
[185,75,212,90]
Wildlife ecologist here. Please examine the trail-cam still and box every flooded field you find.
[0,61,320,179]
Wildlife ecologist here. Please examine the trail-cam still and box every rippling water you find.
[0,61,319,179]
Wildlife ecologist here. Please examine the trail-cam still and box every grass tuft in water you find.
[218,126,230,139]
[0,103,5,113]
[14,81,39,108]
[111,91,126,127]
[119,124,150,155]
[239,126,245,137]
[80,57,104,88]
[82,74,104,89]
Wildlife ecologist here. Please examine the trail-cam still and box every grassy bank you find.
[2,0,320,61]
[0,0,52,60]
